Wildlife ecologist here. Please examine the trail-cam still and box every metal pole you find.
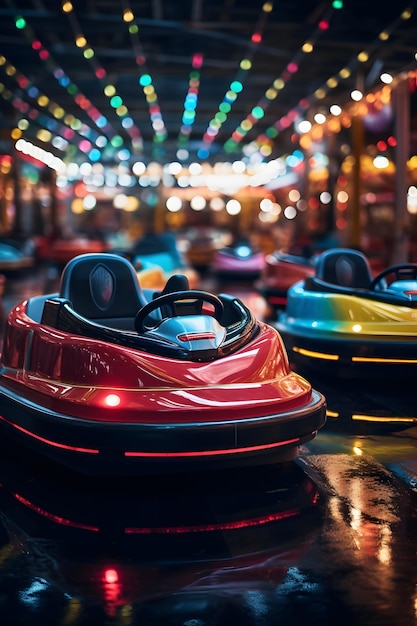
[350,115,363,249]
[391,76,410,264]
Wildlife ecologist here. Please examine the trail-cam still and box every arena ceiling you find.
[1,0,417,166]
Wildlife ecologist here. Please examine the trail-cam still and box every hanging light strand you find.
[198,1,275,160]
[62,0,143,158]
[120,0,168,158]
[176,54,203,160]
[0,55,105,161]
[246,4,416,159]
[223,3,336,154]
[11,3,119,147]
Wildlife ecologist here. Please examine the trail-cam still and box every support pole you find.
[350,114,364,249]
[391,76,410,264]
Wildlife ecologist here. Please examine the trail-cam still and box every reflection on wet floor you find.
[0,265,416,625]
[296,366,417,429]
[0,442,321,624]
[0,443,321,558]
[0,442,415,625]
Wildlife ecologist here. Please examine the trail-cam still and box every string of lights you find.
[9,4,120,151]
[198,1,275,161]
[61,0,143,161]
[223,2,338,157]
[0,54,107,161]
[0,1,415,168]
[119,0,168,159]
[176,53,204,161]
[246,4,416,160]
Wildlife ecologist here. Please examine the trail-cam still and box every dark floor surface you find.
[0,263,415,626]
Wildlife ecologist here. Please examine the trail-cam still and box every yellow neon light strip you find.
[326,410,339,418]
[352,414,417,423]
[352,356,417,363]
[293,348,417,365]
[292,346,339,361]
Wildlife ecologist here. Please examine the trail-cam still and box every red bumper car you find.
[0,253,326,475]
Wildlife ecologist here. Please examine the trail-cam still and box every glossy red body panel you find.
[0,300,314,424]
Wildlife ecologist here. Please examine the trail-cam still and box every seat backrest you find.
[59,253,147,325]
[155,273,194,316]
[315,248,372,289]
[159,273,190,295]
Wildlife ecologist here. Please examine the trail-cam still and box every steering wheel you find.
[370,263,417,290]
[135,290,224,333]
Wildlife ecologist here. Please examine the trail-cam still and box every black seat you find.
[156,273,203,316]
[159,273,190,295]
[58,253,148,328]
[314,248,372,289]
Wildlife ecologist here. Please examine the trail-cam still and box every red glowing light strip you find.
[0,415,99,454]
[125,436,302,458]
[177,332,216,341]
[10,490,99,531]
[0,483,305,535]
[0,416,311,459]
[125,507,301,534]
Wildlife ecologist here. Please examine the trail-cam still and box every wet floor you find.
[0,265,416,626]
